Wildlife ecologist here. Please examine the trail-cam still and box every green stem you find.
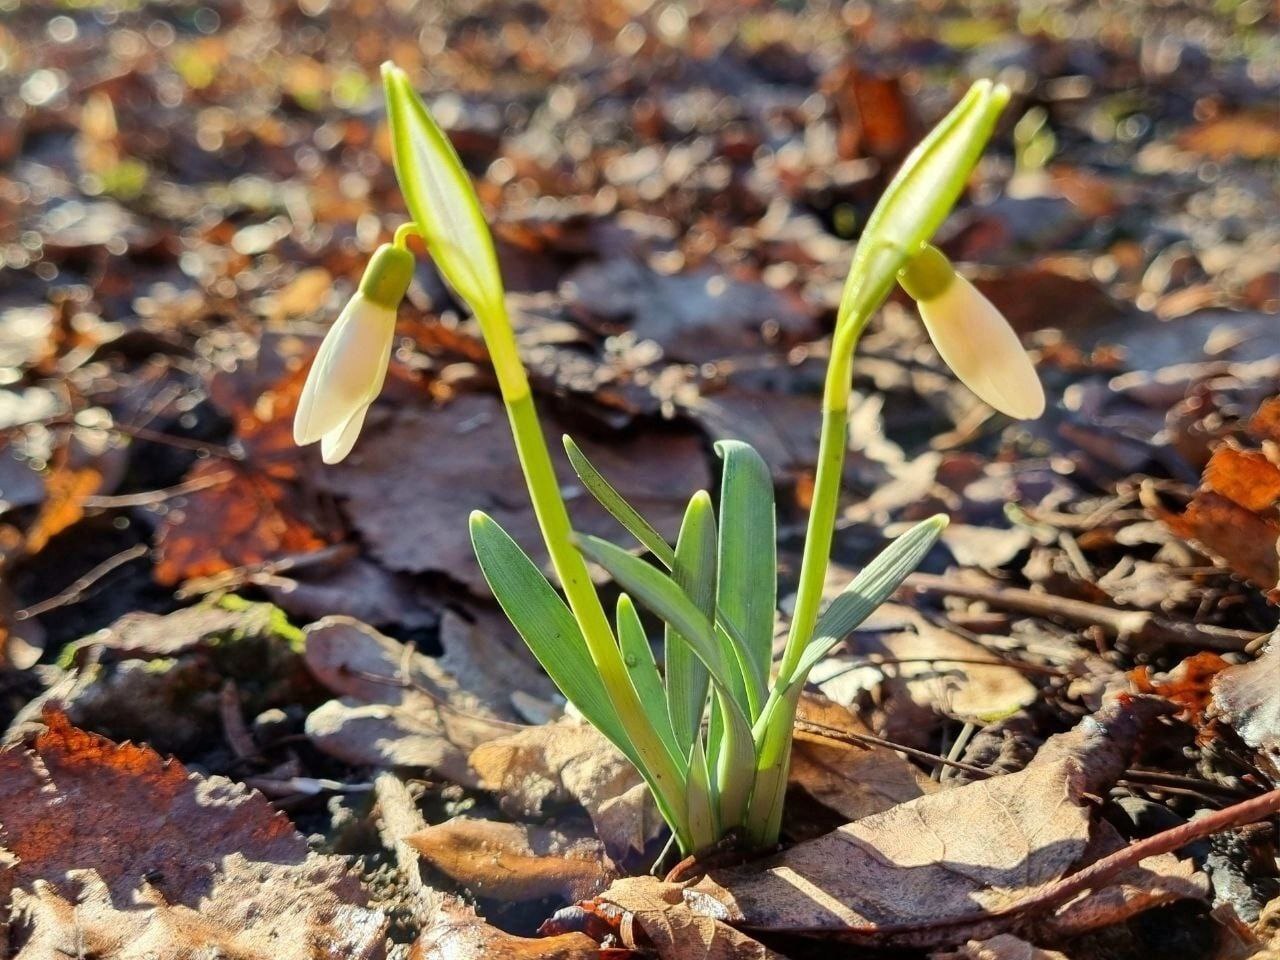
[753,281,883,848]
[392,221,422,249]
[487,304,692,850]
[777,321,860,681]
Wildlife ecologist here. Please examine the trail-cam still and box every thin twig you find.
[15,543,149,621]
[81,469,236,509]
[904,572,1261,652]
[793,719,993,779]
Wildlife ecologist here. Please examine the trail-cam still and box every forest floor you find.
[1,1,1279,958]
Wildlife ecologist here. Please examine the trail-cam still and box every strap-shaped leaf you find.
[791,514,948,689]
[576,534,759,828]
[666,492,715,753]
[685,735,718,850]
[563,435,676,567]
[715,440,776,700]
[837,80,1009,330]
[470,512,629,753]
[382,64,505,323]
[616,593,681,765]
[575,535,759,723]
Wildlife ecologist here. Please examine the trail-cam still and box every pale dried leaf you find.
[1212,631,1280,778]
[813,605,1038,739]
[469,720,663,858]
[303,616,519,782]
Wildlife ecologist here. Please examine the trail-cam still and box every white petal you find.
[919,275,1045,420]
[321,402,371,464]
[293,294,396,446]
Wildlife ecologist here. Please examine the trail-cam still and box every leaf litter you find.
[2,0,1279,958]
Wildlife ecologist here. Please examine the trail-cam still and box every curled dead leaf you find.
[598,876,785,960]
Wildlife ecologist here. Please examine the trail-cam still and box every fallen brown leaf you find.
[812,605,1039,746]
[303,616,519,783]
[789,694,935,823]
[406,817,617,902]
[154,460,328,585]
[0,709,385,959]
[680,697,1206,949]
[598,875,785,960]
[24,464,100,554]
[18,596,311,755]
[1150,416,1280,597]
[315,393,711,593]
[470,719,663,859]
[411,895,601,959]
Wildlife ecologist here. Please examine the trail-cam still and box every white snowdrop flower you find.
[293,242,414,463]
[899,244,1045,420]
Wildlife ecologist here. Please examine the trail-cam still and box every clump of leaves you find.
[291,66,1044,854]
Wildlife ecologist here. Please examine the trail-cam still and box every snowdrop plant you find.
[295,65,1042,853]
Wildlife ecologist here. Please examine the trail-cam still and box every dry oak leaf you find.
[597,876,785,960]
[469,719,663,859]
[681,697,1206,950]
[0,709,385,960]
[405,817,618,903]
[812,605,1038,746]
[303,616,519,784]
[410,895,600,960]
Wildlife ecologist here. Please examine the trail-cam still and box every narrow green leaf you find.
[748,513,948,840]
[575,535,760,724]
[714,440,776,700]
[470,512,628,752]
[577,533,760,831]
[616,593,681,764]
[382,63,506,324]
[791,514,948,690]
[562,435,676,567]
[666,492,715,753]
[711,690,757,829]
[837,80,1010,330]
[685,734,718,851]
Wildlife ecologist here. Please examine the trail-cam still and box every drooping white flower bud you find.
[293,242,414,463]
[899,245,1045,420]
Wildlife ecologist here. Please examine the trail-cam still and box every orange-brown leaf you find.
[153,460,327,585]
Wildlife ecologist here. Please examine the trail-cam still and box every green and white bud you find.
[899,245,1045,420]
[293,242,414,463]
